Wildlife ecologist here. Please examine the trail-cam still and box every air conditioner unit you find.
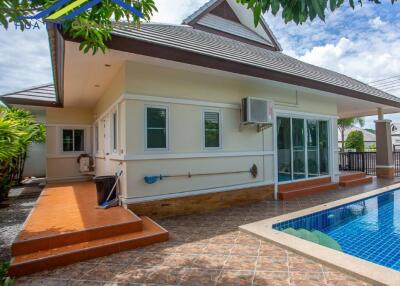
[241,97,274,131]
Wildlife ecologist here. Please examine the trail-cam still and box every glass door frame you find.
[275,112,333,184]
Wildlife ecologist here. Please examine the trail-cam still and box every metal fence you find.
[339,152,400,176]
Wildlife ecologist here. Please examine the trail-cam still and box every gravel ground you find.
[0,187,40,262]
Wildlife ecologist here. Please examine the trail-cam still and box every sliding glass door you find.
[277,117,292,182]
[293,118,305,180]
[307,120,318,178]
[277,116,330,182]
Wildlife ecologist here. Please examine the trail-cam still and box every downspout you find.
[273,110,278,200]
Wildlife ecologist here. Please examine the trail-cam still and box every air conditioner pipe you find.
[144,164,258,184]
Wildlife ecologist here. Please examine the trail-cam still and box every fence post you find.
[347,152,353,171]
[362,152,365,172]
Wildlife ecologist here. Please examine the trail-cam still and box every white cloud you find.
[152,0,206,24]
[369,16,386,29]
[300,38,351,68]
[295,35,400,93]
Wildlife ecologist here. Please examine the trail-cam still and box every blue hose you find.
[144,176,160,184]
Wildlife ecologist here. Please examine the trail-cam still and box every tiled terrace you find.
[15,177,400,286]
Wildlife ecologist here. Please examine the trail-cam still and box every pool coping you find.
[240,182,400,286]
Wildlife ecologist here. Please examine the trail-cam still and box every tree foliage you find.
[0,0,157,54]
[345,130,364,151]
[237,0,397,26]
[0,107,46,201]
[338,117,364,151]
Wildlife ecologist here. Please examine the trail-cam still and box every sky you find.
[1,0,400,128]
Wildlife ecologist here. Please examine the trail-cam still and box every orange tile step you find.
[278,182,339,200]
[9,217,169,277]
[12,217,143,256]
[339,172,367,182]
[339,176,373,187]
[278,177,332,192]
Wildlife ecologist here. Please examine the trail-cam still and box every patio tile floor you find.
[14,177,400,285]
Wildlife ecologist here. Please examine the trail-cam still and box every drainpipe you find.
[273,112,278,200]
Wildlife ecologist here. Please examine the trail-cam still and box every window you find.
[146,106,167,149]
[62,129,84,152]
[111,111,117,153]
[204,111,221,149]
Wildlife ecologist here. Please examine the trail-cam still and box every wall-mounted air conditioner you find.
[241,97,274,131]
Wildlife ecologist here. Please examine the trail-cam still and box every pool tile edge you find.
[240,182,400,286]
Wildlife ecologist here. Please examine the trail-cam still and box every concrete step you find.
[279,177,332,192]
[9,217,169,277]
[339,176,373,187]
[12,213,143,256]
[339,172,367,182]
[278,182,339,200]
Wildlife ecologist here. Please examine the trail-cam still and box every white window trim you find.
[110,108,118,154]
[202,108,223,150]
[94,122,99,155]
[144,104,169,151]
[59,127,87,154]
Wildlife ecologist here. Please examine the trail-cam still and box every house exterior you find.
[2,0,400,215]
[338,127,376,150]
[391,123,400,151]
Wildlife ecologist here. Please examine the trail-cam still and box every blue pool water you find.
[273,190,400,271]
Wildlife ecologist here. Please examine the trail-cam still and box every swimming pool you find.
[273,189,400,271]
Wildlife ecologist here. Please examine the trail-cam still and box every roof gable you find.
[209,0,240,23]
[182,0,281,51]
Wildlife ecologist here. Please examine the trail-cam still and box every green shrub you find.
[0,262,13,286]
[0,108,46,201]
[345,130,364,152]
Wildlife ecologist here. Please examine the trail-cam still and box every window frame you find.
[144,104,169,151]
[111,109,118,154]
[202,109,222,150]
[94,122,99,155]
[60,128,86,153]
[276,113,331,183]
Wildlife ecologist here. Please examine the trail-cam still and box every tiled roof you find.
[0,84,57,106]
[197,14,273,45]
[111,23,400,104]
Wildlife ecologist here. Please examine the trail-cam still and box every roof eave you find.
[85,33,400,109]
[1,97,59,107]
[47,24,64,108]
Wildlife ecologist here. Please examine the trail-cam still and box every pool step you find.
[339,173,373,187]
[278,178,339,200]
[9,217,169,277]
[340,176,373,187]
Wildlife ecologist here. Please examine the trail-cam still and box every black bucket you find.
[93,176,116,205]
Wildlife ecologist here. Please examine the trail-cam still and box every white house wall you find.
[23,108,46,177]
[45,107,93,182]
[118,61,337,203]
[46,59,338,202]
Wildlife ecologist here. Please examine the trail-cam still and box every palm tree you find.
[338,117,365,152]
